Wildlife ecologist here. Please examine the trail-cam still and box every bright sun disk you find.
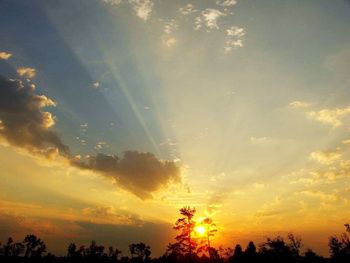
[195,225,206,236]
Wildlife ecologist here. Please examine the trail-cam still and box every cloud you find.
[0,212,172,256]
[310,149,342,165]
[0,76,181,199]
[128,0,154,21]
[0,76,69,157]
[179,4,196,15]
[289,100,312,109]
[17,67,37,79]
[297,190,338,202]
[254,196,288,218]
[103,0,122,5]
[82,205,143,225]
[162,37,177,47]
[195,9,225,30]
[93,81,100,89]
[71,151,181,199]
[94,141,108,150]
[308,106,350,128]
[216,0,237,7]
[342,139,350,145]
[224,26,245,52]
[0,51,12,60]
[163,19,177,35]
[162,19,177,47]
[226,26,245,38]
[250,136,268,144]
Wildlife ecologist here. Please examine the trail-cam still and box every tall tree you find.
[197,217,217,259]
[203,218,217,252]
[173,206,197,259]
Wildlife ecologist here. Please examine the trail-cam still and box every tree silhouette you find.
[244,241,257,262]
[287,233,302,257]
[86,240,105,257]
[129,243,151,262]
[329,224,350,262]
[304,249,323,263]
[166,242,185,263]
[217,246,233,259]
[4,237,13,257]
[230,244,243,263]
[3,237,25,257]
[3,219,350,263]
[259,235,303,263]
[173,206,197,260]
[197,217,217,258]
[23,234,46,258]
[67,243,81,258]
[108,246,122,260]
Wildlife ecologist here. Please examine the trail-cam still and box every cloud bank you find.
[0,77,69,157]
[0,75,180,199]
[72,151,181,199]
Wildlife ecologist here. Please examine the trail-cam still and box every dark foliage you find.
[0,212,349,263]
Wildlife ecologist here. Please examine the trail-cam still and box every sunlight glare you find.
[195,225,206,236]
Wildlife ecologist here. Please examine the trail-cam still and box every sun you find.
[195,225,206,236]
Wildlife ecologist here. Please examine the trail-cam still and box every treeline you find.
[0,207,349,263]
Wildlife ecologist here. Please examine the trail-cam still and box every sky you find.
[1,0,350,257]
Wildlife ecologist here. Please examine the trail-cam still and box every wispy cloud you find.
[289,100,312,109]
[195,9,226,31]
[216,0,237,7]
[103,0,122,5]
[250,136,268,144]
[163,19,177,35]
[308,106,350,128]
[82,205,143,225]
[0,51,12,60]
[162,19,178,47]
[101,0,246,53]
[17,67,37,79]
[128,0,154,21]
[179,4,196,15]
[297,190,338,202]
[310,149,342,165]
[224,26,245,52]
[93,81,100,89]
[162,37,177,47]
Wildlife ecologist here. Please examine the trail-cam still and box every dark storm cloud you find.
[0,76,180,198]
[72,151,181,199]
[0,76,69,156]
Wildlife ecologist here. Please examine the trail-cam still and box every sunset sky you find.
[1,0,350,257]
